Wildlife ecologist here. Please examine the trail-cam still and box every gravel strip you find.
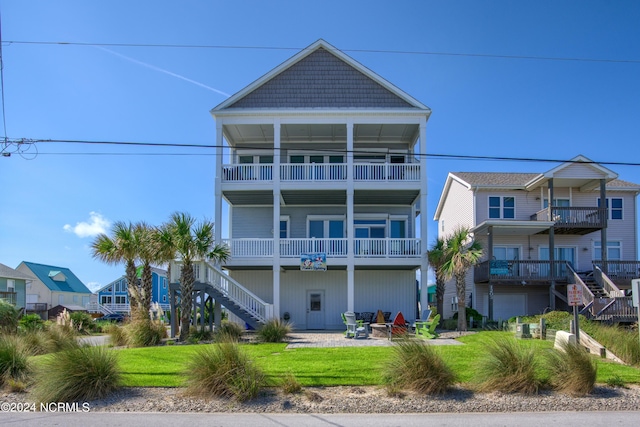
[4,385,640,413]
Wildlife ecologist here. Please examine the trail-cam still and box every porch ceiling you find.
[223,190,273,205]
[354,189,419,205]
[223,123,419,147]
[472,220,554,236]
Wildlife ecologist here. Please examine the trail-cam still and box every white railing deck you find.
[222,163,420,183]
[222,238,421,258]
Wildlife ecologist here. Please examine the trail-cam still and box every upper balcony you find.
[222,163,420,184]
[530,206,606,235]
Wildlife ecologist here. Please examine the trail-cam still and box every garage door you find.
[483,294,526,321]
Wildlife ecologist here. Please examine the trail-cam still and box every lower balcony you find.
[592,261,640,289]
[222,238,421,259]
[474,260,571,284]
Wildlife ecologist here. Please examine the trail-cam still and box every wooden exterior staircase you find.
[572,266,636,323]
[169,260,274,336]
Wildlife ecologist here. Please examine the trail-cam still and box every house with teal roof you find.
[16,261,92,317]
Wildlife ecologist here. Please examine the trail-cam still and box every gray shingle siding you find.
[226,48,416,109]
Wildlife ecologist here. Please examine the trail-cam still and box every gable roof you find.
[95,266,167,294]
[0,263,36,281]
[212,39,430,112]
[19,261,91,294]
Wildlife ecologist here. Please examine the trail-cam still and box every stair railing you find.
[202,261,274,323]
[593,266,625,297]
[567,264,595,314]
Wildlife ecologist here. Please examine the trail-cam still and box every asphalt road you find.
[1,411,638,427]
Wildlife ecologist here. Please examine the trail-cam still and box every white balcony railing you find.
[221,163,420,183]
[222,238,421,259]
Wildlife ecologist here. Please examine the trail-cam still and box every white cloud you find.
[63,212,111,238]
[86,281,103,293]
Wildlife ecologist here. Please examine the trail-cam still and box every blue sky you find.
[1,1,639,291]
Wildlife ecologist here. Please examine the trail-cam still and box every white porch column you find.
[419,119,429,313]
[272,119,281,318]
[214,121,224,246]
[346,119,355,312]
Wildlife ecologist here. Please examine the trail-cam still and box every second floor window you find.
[597,198,623,220]
[489,196,515,219]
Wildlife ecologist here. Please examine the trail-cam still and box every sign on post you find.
[567,284,583,306]
[631,279,640,308]
[567,284,582,343]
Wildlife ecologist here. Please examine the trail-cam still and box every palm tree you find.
[427,237,447,324]
[134,221,159,319]
[441,227,483,332]
[164,212,229,341]
[91,221,142,319]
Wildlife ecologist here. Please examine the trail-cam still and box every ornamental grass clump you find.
[0,335,31,387]
[104,323,129,347]
[184,343,266,401]
[126,319,167,347]
[257,318,292,343]
[213,321,244,343]
[281,372,302,394]
[476,336,541,394]
[382,338,455,395]
[33,345,121,404]
[546,341,597,396]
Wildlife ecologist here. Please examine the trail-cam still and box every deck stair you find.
[170,260,274,331]
[578,272,609,298]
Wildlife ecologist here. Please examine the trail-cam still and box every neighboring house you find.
[95,266,168,313]
[434,156,640,322]
[0,262,36,310]
[174,39,431,331]
[16,261,92,317]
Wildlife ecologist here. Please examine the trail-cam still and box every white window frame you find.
[279,215,290,239]
[307,215,346,238]
[288,151,345,164]
[389,215,409,238]
[488,196,516,219]
[7,279,15,292]
[593,241,622,261]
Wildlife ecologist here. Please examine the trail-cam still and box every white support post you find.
[273,119,281,318]
[346,119,355,312]
[419,119,429,314]
[215,121,224,247]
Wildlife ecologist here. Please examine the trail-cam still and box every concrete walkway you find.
[285,331,464,348]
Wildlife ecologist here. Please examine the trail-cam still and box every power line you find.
[10,137,640,167]
[4,40,640,64]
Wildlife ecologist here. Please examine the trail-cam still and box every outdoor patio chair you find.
[386,311,408,339]
[415,314,440,340]
[344,311,368,339]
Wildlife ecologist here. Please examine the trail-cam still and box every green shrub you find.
[382,338,455,395]
[257,318,292,343]
[33,345,121,403]
[0,300,19,334]
[476,336,541,394]
[546,341,597,396]
[104,324,128,347]
[69,312,95,334]
[43,324,81,353]
[441,318,458,330]
[19,314,45,332]
[126,320,167,347]
[214,321,244,343]
[581,322,640,366]
[606,374,626,388]
[189,326,213,343]
[184,343,265,401]
[453,307,483,325]
[281,372,302,394]
[0,335,31,385]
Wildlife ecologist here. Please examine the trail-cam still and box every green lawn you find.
[116,331,640,388]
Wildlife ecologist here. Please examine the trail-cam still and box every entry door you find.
[306,290,325,330]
